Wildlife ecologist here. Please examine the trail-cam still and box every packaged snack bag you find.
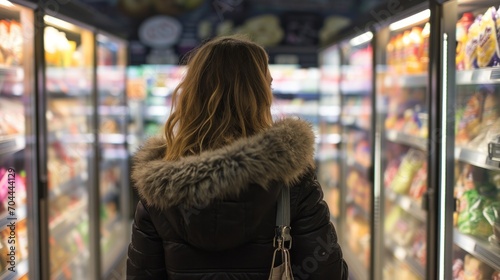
[477,7,500,68]
[465,15,482,70]
[481,87,499,126]
[456,13,475,70]
[457,189,493,238]
[456,90,485,145]
[463,255,494,280]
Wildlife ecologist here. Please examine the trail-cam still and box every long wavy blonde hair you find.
[163,35,274,160]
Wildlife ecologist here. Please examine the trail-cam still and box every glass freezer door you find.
[339,33,373,280]
[96,33,129,278]
[318,45,342,225]
[0,2,33,279]
[375,9,430,280]
[447,1,500,279]
[44,16,94,280]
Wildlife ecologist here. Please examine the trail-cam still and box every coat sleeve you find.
[127,201,168,279]
[289,174,349,280]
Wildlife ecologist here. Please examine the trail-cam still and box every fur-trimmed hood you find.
[131,118,316,211]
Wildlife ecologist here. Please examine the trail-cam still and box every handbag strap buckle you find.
[273,226,292,250]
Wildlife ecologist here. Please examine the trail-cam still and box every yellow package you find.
[477,7,500,68]
[465,16,482,70]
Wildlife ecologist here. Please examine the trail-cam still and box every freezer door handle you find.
[422,188,434,212]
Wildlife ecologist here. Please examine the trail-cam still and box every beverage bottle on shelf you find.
[401,30,411,74]
[386,36,395,69]
[456,13,475,70]
[394,33,404,74]
[420,22,431,73]
[406,26,423,74]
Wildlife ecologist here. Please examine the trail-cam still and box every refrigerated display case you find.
[126,64,186,153]
[374,7,431,280]
[126,66,146,154]
[440,1,500,279]
[269,65,321,153]
[318,46,342,224]
[338,31,374,280]
[43,15,95,279]
[0,2,33,279]
[96,33,129,278]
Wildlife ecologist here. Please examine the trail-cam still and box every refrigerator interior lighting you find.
[389,9,431,31]
[438,32,449,280]
[0,0,13,7]
[349,31,373,46]
[44,15,78,31]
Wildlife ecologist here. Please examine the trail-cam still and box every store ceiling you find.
[75,0,386,36]
[53,0,386,65]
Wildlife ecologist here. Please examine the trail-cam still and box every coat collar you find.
[131,118,316,210]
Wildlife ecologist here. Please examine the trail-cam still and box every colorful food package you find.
[391,149,426,194]
[465,15,482,70]
[457,189,493,238]
[456,13,475,70]
[482,202,500,241]
[405,26,423,74]
[384,158,401,188]
[409,161,427,200]
[456,90,485,145]
[420,22,431,72]
[452,258,465,280]
[463,254,494,280]
[477,7,500,68]
[467,86,499,150]
[411,227,426,266]
[482,89,500,126]
[0,20,9,65]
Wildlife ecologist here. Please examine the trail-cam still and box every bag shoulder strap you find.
[274,186,292,249]
[276,186,290,227]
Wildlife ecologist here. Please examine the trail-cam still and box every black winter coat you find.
[127,118,348,279]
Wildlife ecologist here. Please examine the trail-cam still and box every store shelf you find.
[320,133,341,145]
[453,228,500,272]
[341,118,370,131]
[317,149,339,161]
[384,238,425,279]
[455,147,500,171]
[385,130,427,150]
[0,206,27,231]
[456,68,500,85]
[98,106,127,116]
[49,173,88,200]
[47,90,92,98]
[0,259,28,280]
[385,189,426,221]
[0,66,22,79]
[273,92,320,101]
[0,136,25,156]
[342,245,369,280]
[49,199,87,240]
[384,74,427,88]
[48,131,94,144]
[100,134,126,144]
[144,105,171,118]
